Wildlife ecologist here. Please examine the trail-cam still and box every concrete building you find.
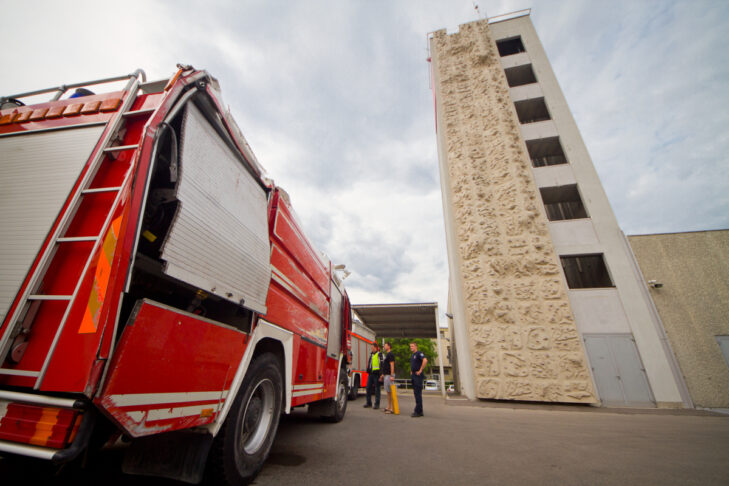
[629,230,729,409]
[434,326,454,383]
[430,11,689,407]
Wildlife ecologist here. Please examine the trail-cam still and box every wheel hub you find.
[240,378,275,455]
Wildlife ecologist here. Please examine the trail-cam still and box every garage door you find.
[584,334,654,407]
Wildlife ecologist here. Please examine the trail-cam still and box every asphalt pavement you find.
[257,392,729,486]
[2,391,728,485]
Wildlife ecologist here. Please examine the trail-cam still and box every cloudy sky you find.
[2,1,727,317]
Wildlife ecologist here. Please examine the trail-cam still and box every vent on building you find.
[514,97,551,124]
[504,64,537,87]
[526,137,568,167]
[560,254,614,289]
[496,37,526,57]
[540,184,588,221]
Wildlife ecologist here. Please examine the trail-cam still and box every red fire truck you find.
[0,65,352,484]
[346,318,376,400]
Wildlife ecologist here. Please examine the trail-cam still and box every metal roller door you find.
[327,283,342,359]
[0,126,105,324]
[160,103,270,313]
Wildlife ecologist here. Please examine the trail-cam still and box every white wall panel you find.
[509,83,543,102]
[161,104,270,313]
[520,120,558,141]
[549,219,599,249]
[499,52,531,69]
[569,288,632,334]
[0,126,105,324]
[532,164,576,188]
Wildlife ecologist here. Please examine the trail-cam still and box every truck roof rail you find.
[1,69,147,106]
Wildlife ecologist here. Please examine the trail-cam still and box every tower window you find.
[540,184,588,221]
[504,64,537,87]
[526,137,568,167]
[514,97,551,124]
[496,37,526,57]
[560,255,614,289]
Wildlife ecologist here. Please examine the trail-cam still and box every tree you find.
[385,338,436,378]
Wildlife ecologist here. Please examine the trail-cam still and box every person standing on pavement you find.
[380,342,396,414]
[364,342,381,409]
[410,342,427,417]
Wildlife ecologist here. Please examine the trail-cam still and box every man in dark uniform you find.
[409,342,428,417]
[364,342,381,409]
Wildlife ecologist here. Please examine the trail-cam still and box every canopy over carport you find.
[352,302,447,397]
[351,303,439,338]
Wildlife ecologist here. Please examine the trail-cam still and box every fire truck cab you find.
[0,66,351,484]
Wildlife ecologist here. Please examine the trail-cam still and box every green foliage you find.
[384,338,436,377]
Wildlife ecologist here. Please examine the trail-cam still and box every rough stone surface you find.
[432,19,595,403]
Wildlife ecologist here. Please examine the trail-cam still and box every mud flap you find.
[307,398,336,417]
[122,430,213,484]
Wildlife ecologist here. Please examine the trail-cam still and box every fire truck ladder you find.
[0,70,158,389]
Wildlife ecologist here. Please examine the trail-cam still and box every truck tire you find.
[347,375,359,401]
[208,353,283,485]
[322,368,348,423]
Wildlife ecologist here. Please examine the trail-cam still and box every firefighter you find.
[363,342,382,409]
[410,341,427,417]
[381,341,396,414]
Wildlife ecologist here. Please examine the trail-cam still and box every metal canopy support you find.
[435,310,446,398]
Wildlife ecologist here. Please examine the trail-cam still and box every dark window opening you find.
[514,97,550,124]
[504,64,537,87]
[526,137,568,167]
[540,184,588,221]
[560,255,614,289]
[496,37,526,57]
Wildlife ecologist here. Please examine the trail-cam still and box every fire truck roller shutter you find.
[326,282,343,359]
[0,125,105,325]
[159,103,270,314]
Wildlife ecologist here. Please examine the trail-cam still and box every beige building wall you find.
[628,230,729,408]
[430,19,596,403]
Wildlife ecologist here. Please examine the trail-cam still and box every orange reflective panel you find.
[78,216,122,334]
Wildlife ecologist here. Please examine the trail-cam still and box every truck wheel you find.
[348,375,359,400]
[323,369,348,423]
[209,353,283,485]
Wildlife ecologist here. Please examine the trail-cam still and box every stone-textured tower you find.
[430,12,687,407]
[430,18,595,403]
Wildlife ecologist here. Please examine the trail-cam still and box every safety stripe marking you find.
[109,390,228,408]
[270,272,329,324]
[292,384,324,391]
[79,216,122,333]
[145,404,215,422]
[292,389,324,398]
[271,266,307,304]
